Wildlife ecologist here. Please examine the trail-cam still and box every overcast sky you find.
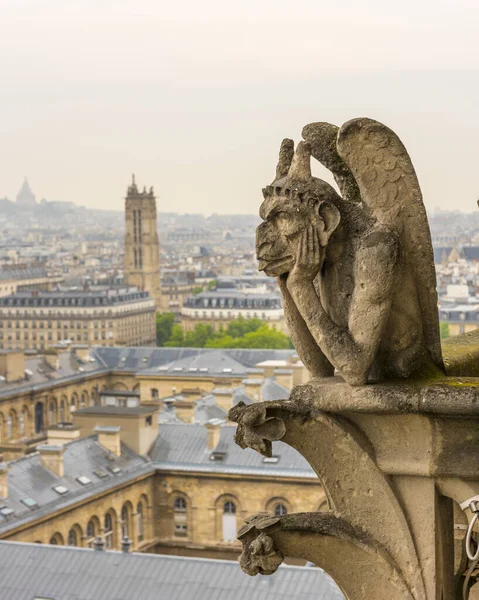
[1,0,479,214]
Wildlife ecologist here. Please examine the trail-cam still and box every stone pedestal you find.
[230,377,479,600]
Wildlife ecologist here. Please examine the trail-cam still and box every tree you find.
[156,313,176,346]
[159,315,293,349]
[440,322,450,340]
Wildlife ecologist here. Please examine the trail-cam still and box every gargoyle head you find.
[256,140,341,277]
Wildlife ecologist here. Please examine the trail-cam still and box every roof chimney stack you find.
[96,426,121,457]
[206,418,222,450]
[38,444,64,477]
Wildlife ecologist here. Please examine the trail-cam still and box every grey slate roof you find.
[0,350,105,399]
[0,435,151,534]
[0,541,345,600]
[93,346,298,372]
[262,378,290,401]
[149,423,315,478]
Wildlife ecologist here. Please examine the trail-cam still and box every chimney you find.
[174,400,195,424]
[38,444,64,477]
[274,369,293,390]
[72,344,90,361]
[94,536,105,551]
[44,349,60,371]
[47,424,81,446]
[206,418,222,450]
[0,350,25,382]
[213,388,234,412]
[290,361,309,386]
[243,378,263,402]
[122,536,132,553]
[96,426,121,457]
[0,463,8,498]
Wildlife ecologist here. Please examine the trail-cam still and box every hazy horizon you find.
[2,0,479,214]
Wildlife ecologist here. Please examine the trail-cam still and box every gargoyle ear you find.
[316,200,340,246]
[275,139,295,180]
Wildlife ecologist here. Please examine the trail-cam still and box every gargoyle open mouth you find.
[258,256,293,274]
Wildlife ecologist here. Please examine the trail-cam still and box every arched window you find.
[137,502,144,542]
[173,496,187,537]
[174,497,186,512]
[222,500,237,542]
[6,414,13,439]
[223,501,236,514]
[48,401,55,425]
[274,503,288,516]
[104,512,114,548]
[19,409,26,436]
[121,504,130,539]
[86,519,97,548]
[81,391,88,408]
[68,528,78,546]
[34,402,44,434]
[59,400,65,423]
[70,395,78,413]
[49,533,63,545]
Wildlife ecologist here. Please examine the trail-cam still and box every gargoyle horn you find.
[275,138,295,180]
[287,141,312,181]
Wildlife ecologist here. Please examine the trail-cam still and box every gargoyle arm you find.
[277,276,334,378]
[288,230,399,385]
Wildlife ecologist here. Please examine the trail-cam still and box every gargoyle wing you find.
[336,117,444,372]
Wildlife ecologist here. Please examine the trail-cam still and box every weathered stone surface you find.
[234,117,479,598]
[442,329,479,377]
[256,118,444,385]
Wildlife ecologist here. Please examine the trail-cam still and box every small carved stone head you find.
[256,140,341,277]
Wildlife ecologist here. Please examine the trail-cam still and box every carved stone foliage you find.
[238,515,284,576]
[229,377,479,598]
[256,118,444,385]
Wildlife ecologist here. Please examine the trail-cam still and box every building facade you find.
[0,288,156,351]
[180,290,287,333]
[0,346,321,563]
[124,177,161,310]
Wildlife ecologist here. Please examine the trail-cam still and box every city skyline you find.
[1,0,479,214]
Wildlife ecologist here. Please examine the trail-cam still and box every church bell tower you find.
[124,175,161,309]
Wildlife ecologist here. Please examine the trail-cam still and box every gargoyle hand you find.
[288,223,323,286]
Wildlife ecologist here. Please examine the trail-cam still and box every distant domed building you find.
[16,177,36,207]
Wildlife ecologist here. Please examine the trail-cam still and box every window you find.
[173,496,187,537]
[222,501,237,542]
[76,476,92,485]
[6,414,13,439]
[68,528,78,546]
[104,513,113,548]
[21,498,38,509]
[19,411,25,436]
[274,503,288,516]
[121,504,130,539]
[86,519,96,548]
[137,503,144,542]
[174,497,186,512]
[53,485,68,495]
[151,388,158,398]
[34,402,44,434]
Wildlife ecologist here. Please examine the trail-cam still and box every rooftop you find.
[0,540,344,600]
[149,423,315,479]
[0,435,151,534]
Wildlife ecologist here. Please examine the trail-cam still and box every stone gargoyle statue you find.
[256,118,445,385]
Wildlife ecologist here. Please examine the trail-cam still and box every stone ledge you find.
[291,376,479,416]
